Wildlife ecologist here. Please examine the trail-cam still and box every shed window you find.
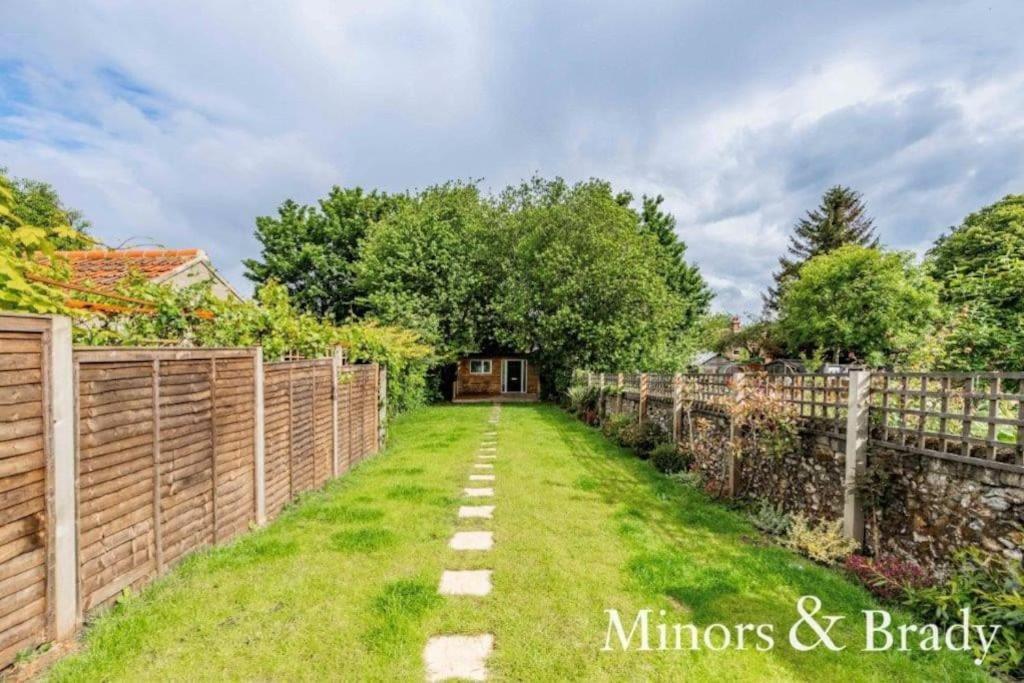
[469,359,492,374]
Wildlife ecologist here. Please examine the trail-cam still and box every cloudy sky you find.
[1,1,1022,316]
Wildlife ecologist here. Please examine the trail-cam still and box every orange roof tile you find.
[55,248,205,288]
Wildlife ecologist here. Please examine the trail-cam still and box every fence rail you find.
[0,313,386,669]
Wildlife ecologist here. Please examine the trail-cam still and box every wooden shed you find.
[452,351,540,402]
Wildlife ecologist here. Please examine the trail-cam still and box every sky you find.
[1,1,1022,317]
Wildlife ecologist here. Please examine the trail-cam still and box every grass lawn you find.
[45,404,985,681]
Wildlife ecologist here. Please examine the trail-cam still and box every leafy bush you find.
[566,385,600,420]
[748,500,792,536]
[903,548,1023,679]
[617,421,640,450]
[844,554,930,600]
[668,470,703,488]
[650,443,689,474]
[783,514,858,565]
[74,280,434,417]
[602,414,634,443]
[632,421,669,459]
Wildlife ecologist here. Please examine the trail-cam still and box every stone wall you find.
[588,376,1024,573]
[863,449,1024,567]
[645,396,674,435]
[674,409,1023,572]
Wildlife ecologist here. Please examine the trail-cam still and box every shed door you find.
[504,359,524,393]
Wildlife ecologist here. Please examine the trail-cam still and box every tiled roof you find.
[55,248,205,288]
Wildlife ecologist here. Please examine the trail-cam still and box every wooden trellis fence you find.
[583,367,1024,542]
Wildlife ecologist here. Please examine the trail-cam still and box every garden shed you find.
[452,350,540,402]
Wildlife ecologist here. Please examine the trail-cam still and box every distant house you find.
[57,248,241,300]
[452,350,540,402]
[692,352,740,374]
[765,358,806,375]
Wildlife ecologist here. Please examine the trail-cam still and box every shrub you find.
[844,554,930,601]
[903,548,1023,679]
[617,421,640,450]
[632,421,669,459]
[566,385,600,422]
[783,514,858,565]
[748,500,791,536]
[668,470,702,488]
[602,414,633,443]
[650,443,689,474]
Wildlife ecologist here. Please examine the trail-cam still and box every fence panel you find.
[0,323,50,666]
[74,348,259,611]
[338,364,379,467]
[263,364,292,519]
[870,371,1024,471]
[261,359,336,520]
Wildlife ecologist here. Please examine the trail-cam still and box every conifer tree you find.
[764,185,878,312]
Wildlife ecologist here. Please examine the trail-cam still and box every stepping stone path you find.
[424,635,493,682]
[425,404,500,680]
[458,505,494,519]
[449,531,494,550]
[439,570,492,596]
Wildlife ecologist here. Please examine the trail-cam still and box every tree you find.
[354,182,496,361]
[494,178,690,392]
[244,187,403,322]
[925,195,1024,370]
[0,172,92,312]
[777,245,940,365]
[1,168,93,251]
[765,185,878,312]
[637,194,712,328]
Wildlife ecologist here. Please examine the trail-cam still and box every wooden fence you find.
[0,314,386,669]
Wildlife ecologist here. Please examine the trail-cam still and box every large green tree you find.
[637,194,712,328]
[248,177,714,396]
[354,182,497,360]
[926,194,1024,370]
[777,245,940,365]
[494,178,691,392]
[244,187,403,322]
[765,185,878,312]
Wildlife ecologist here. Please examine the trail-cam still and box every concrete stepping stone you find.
[424,634,493,682]
[473,463,493,469]
[469,474,495,482]
[439,570,492,596]
[464,487,493,497]
[458,505,494,519]
[450,531,493,550]
[478,455,496,460]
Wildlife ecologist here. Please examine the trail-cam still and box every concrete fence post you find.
[843,370,871,541]
[726,372,745,497]
[252,347,266,526]
[639,372,649,424]
[48,316,78,639]
[378,364,388,450]
[616,372,624,413]
[672,372,683,445]
[331,347,343,476]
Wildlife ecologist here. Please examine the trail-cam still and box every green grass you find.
[46,404,986,681]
